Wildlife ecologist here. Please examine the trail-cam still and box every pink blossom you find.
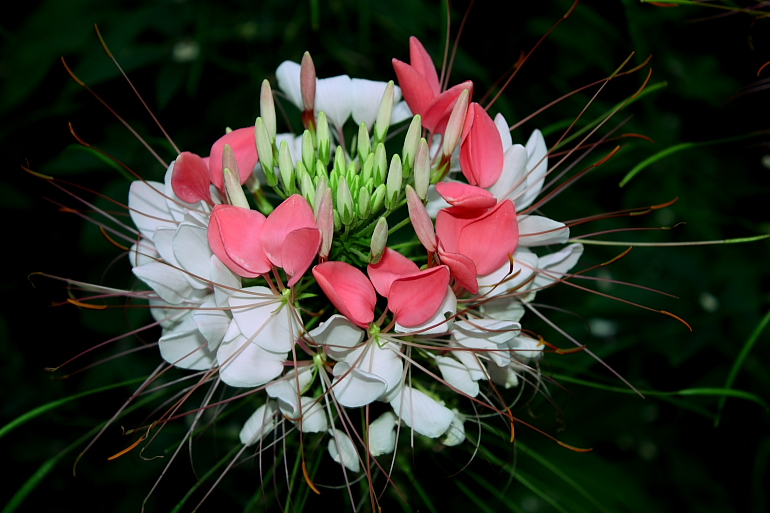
[459,103,504,188]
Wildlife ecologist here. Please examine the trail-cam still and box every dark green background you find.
[2,0,768,511]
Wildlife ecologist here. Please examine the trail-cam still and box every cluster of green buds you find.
[251,77,433,266]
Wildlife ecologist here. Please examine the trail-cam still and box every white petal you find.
[159,315,216,370]
[266,366,316,414]
[368,411,398,457]
[518,215,569,246]
[478,248,538,298]
[275,133,304,163]
[436,355,479,397]
[152,227,180,266]
[395,287,456,335]
[442,412,465,447]
[480,297,526,322]
[275,61,303,110]
[450,341,489,381]
[453,319,520,367]
[315,75,353,129]
[510,335,544,362]
[217,324,286,388]
[309,314,364,360]
[133,261,193,304]
[391,101,413,125]
[128,180,175,240]
[328,429,360,472]
[518,129,548,209]
[129,239,158,268]
[193,299,231,350]
[494,113,512,150]
[296,396,328,433]
[390,386,453,438]
[210,255,241,308]
[533,243,584,289]
[487,362,520,389]
[240,402,277,446]
[488,144,527,203]
[229,286,301,352]
[174,222,213,288]
[350,78,397,128]
[332,363,388,408]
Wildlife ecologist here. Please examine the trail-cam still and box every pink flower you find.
[208,195,320,287]
[459,103,504,188]
[392,37,473,134]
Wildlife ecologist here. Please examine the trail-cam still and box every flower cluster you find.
[85,37,584,493]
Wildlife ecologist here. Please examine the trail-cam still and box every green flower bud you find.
[357,122,371,162]
[402,114,422,176]
[385,154,402,210]
[373,143,387,185]
[358,186,371,221]
[362,152,374,185]
[414,138,430,201]
[337,176,354,226]
[369,216,388,264]
[224,168,250,209]
[255,118,277,186]
[314,160,328,183]
[260,80,276,141]
[302,130,315,173]
[278,140,295,196]
[370,184,386,214]
[298,161,315,206]
[333,209,342,231]
[333,146,346,178]
[317,111,331,165]
[374,81,395,145]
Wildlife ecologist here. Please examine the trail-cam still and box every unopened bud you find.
[362,152,374,184]
[402,115,422,175]
[316,111,330,165]
[373,143,387,185]
[224,168,250,209]
[313,175,328,217]
[298,162,315,205]
[374,81,395,144]
[317,188,334,259]
[337,176,354,225]
[414,138,430,201]
[370,216,388,264]
[358,186,371,220]
[278,140,295,196]
[357,123,371,162]
[443,88,470,157]
[255,118,276,186]
[333,146,346,177]
[300,52,316,112]
[302,130,315,172]
[260,79,276,141]
[370,184,386,214]
[222,144,239,183]
[385,154,402,210]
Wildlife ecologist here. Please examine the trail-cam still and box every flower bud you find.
[222,143,239,183]
[402,115,422,176]
[337,176,354,226]
[317,188,334,260]
[333,209,342,231]
[224,168,250,209]
[373,143,387,185]
[370,184,386,214]
[443,88,470,157]
[298,162,315,206]
[260,79,276,141]
[278,140,295,196]
[300,51,316,112]
[333,146,346,178]
[414,138,430,201]
[314,160,328,185]
[369,216,388,264]
[358,186,371,220]
[316,111,331,165]
[255,118,277,186]
[385,154,402,210]
[301,129,315,172]
[374,81,395,145]
[313,175,328,217]
[362,152,374,184]
[357,122,371,162]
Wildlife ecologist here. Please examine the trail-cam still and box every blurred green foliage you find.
[2,0,768,512]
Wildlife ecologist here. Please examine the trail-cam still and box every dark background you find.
[2,0,769,511]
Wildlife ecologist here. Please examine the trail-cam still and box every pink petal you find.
[281,226,321,287]
[367,248,419,298]
[459,103,504,188]
[423,81,473,134]
[392,58,436,117]
[406,185,436,252]
[313,262,376,329]
[408,37,440,96]
[209,127,258,191]
[457,199,518,276]
[435,182,497,210]
[208,205,270,277]
[388,265,450,327]
[172,152,212,204]
[436,248,478,294]
[261,195,317,269]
